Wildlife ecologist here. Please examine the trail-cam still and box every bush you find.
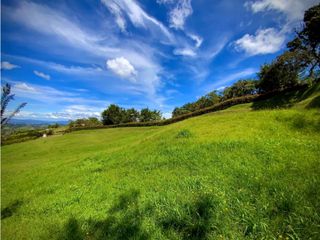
[69,117,102,129]
[176,129,192,138]
[1,129,45,145]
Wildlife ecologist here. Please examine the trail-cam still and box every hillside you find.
[2,85,320,239]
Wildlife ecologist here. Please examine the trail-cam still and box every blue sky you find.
[1,0,318,120]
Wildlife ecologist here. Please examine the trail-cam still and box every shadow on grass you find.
[52,192,219,240]
[251,83,319,110]
[55,190,149,240]
[306,95,320,109]
[158,194,218,240]
[251,89,304,110]
[1,200,23,220]
[275,113,320,132]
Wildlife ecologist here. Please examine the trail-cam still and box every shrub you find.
[176,129,192,138]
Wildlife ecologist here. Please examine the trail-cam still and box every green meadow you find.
[2,86,320,239]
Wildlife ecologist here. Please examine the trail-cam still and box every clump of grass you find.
[176,129,192,138]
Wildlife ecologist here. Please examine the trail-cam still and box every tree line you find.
[69,105,162,128]
[173,3,319,117]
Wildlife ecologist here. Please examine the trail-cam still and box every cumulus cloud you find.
[106,57,137,79]
[234,28,285,56]
[33,70,51,80]
[237,0,318,57]
[245,0,319,22]
[169,0,193,30]
[1,61,20,70]
[173,48,196,57]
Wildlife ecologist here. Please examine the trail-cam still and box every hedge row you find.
[1,129,53,145]
[67,84,308,132]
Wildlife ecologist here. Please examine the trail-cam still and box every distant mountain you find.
[9,119,70,125]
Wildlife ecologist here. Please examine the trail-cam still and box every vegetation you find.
[1,128,54,145]
[69,117,102,128]
[2,84,320,239]
[287,3,320,79]
[48,123,60,128]
[1,83,27,127]
[172,91,221,118]
[101,104,162,125]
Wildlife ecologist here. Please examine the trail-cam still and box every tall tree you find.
[1,83,27,127]
[139,108,162,122]
[123,108,140,123]
[287,3,320,79]
[257,58,299,93]
[222,79,257,99]
[101,104,125,125]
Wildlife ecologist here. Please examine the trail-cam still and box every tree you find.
[172,90,222,118]
[1,83,26,127]
[195,90,221,109]
[139,108,162,122]
[287,3,320,79]
[172,107,191,118]
[257,57,299,93]
[101,104,125,125]
[222,79,258,99]
[123,108,140,123]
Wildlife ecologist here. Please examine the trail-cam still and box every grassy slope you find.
[2,85,320,239]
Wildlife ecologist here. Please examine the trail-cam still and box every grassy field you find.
[2,85,320,239]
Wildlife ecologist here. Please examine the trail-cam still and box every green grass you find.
[2,86,320,239]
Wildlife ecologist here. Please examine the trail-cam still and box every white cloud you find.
[206,68,257,90]
[14,83,37,93]
[106,57,137,79]
[239,0,319,57]
[162,112,172,119]
[62,105,103,119]
[101,0,174,42]
[169,0,193,30]
[173,48,196,57]
[4,54,105,77]
[103,1,126,32]
[16,104,103,120]
[8,80,106,107]
[5,1,119,56]
[1,61,20,70]
[157,0,174,4]
[234,28,285,56]
[188,33,203,48]
[33,70,50,80]
[245,0,318,22]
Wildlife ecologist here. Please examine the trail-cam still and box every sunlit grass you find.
[2,91,320,239]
